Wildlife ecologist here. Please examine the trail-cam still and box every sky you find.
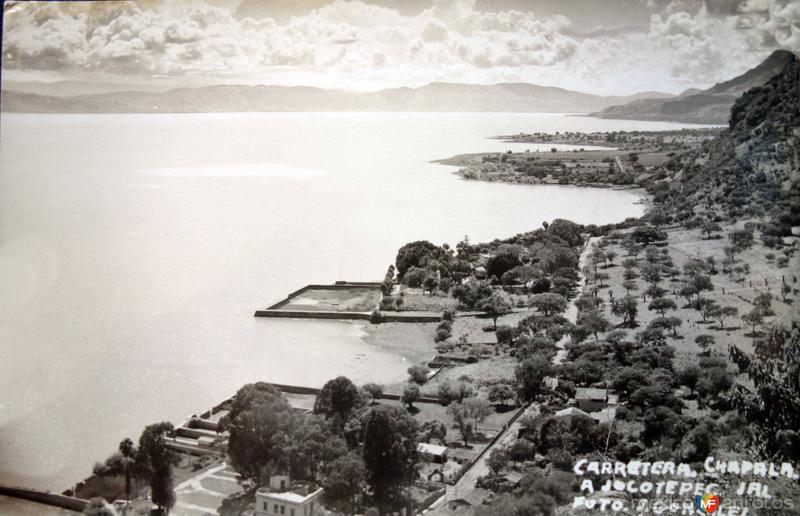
[2,0,799,95]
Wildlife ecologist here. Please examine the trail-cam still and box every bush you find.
[362,383,384,400]
[495,325,514,344]
[434,328,452,343]
[408,364,431,384]
[442,309,456,322]
[369,309,384,324]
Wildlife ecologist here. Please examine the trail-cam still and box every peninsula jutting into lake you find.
[1,1,799,515]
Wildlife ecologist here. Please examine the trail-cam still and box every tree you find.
[362,405,419,512]
[631,226,667,245]
[452,280,493,309]
[605,250,618,266]
[315,376,361,423]
[137,422,176,515]
[712,305,738,329]
[486,252,522,281]
[419,420,448,444]
[515,354,553,402]
[731,229,754,251]
[288,416,347,480]
[476,293,512,329]
[695,334,715,352]
[702,221,722,239]
[729,326,800,463]
[578,309,610,340]
[528,293,568,317]
[495,325,514,344]
[612,295,638,327]
[648,297,677,316]
[395,241,439,279]
[223,383,297,482]
[641,262,662,286]
[422,274,439,294]
[119,437,136,506]
[488,384,516,405]
[486,448,508,475]
[663,316,683,337]
[696,297,718,322]
[403,267,428,288]
[407,364,430,385]
[321,452,367,516]
[402,384,420,410]
[754,292,775,316]
[742,308,765,335]
[362,383,384,402]
[613,367,651,396]
[448,403,475,446]
[696,356,734,403]
[547,219,584,247]
[677,365,702,396]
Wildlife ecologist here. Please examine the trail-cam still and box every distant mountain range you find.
[1,81,674,114]
[591,50,797,124]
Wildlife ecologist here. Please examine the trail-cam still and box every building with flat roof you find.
[255,475,323,516]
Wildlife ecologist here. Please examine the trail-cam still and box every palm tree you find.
[119,438,136,512]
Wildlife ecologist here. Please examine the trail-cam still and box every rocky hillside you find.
[592,50,796,124]
[642,54,799,236]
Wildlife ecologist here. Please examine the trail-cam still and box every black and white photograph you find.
[0,0,798,514]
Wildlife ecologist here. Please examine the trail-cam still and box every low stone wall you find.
[0,484,87,513]
[254,309,441,322]
[269,382,442,405]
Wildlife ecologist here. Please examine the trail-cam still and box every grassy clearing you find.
[398,289,460,312]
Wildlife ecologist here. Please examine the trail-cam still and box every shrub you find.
[362,383,384,400]
[408,364,431,385]
[434,328,452,343]
[369,309,384,324]
[495,325,514,344]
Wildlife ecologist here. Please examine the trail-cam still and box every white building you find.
[255,475,323,516]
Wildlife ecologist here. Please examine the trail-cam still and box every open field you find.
[584,222,796,367]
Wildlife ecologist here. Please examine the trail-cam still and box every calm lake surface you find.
[0,112,708,491]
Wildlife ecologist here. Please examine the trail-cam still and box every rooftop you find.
[575,387,608,400]
[418,442,448,456]
[257,482,322,504]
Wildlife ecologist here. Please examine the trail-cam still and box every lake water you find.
[0,112,708,492]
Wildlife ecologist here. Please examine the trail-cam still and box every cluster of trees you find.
[221,380,420,515]
[90,423,178,514]
[395,240,470,291]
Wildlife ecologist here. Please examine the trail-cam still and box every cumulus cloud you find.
[2,0,798,94]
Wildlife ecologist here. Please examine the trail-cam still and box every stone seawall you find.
[0,484,87,513]
[254,309,441,322]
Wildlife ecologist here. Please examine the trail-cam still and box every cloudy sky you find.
[2,0,799,95]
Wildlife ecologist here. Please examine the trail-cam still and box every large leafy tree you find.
[476,293,512,329]
[314,376,361,424]
[222,382,297,482]
[320,452,367,516]
[287,415,347,481]
[361,405,419,512]
[136,422,176,515]
[528,293,568,317]
[515,353,553,402]
[395,241,446,279]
